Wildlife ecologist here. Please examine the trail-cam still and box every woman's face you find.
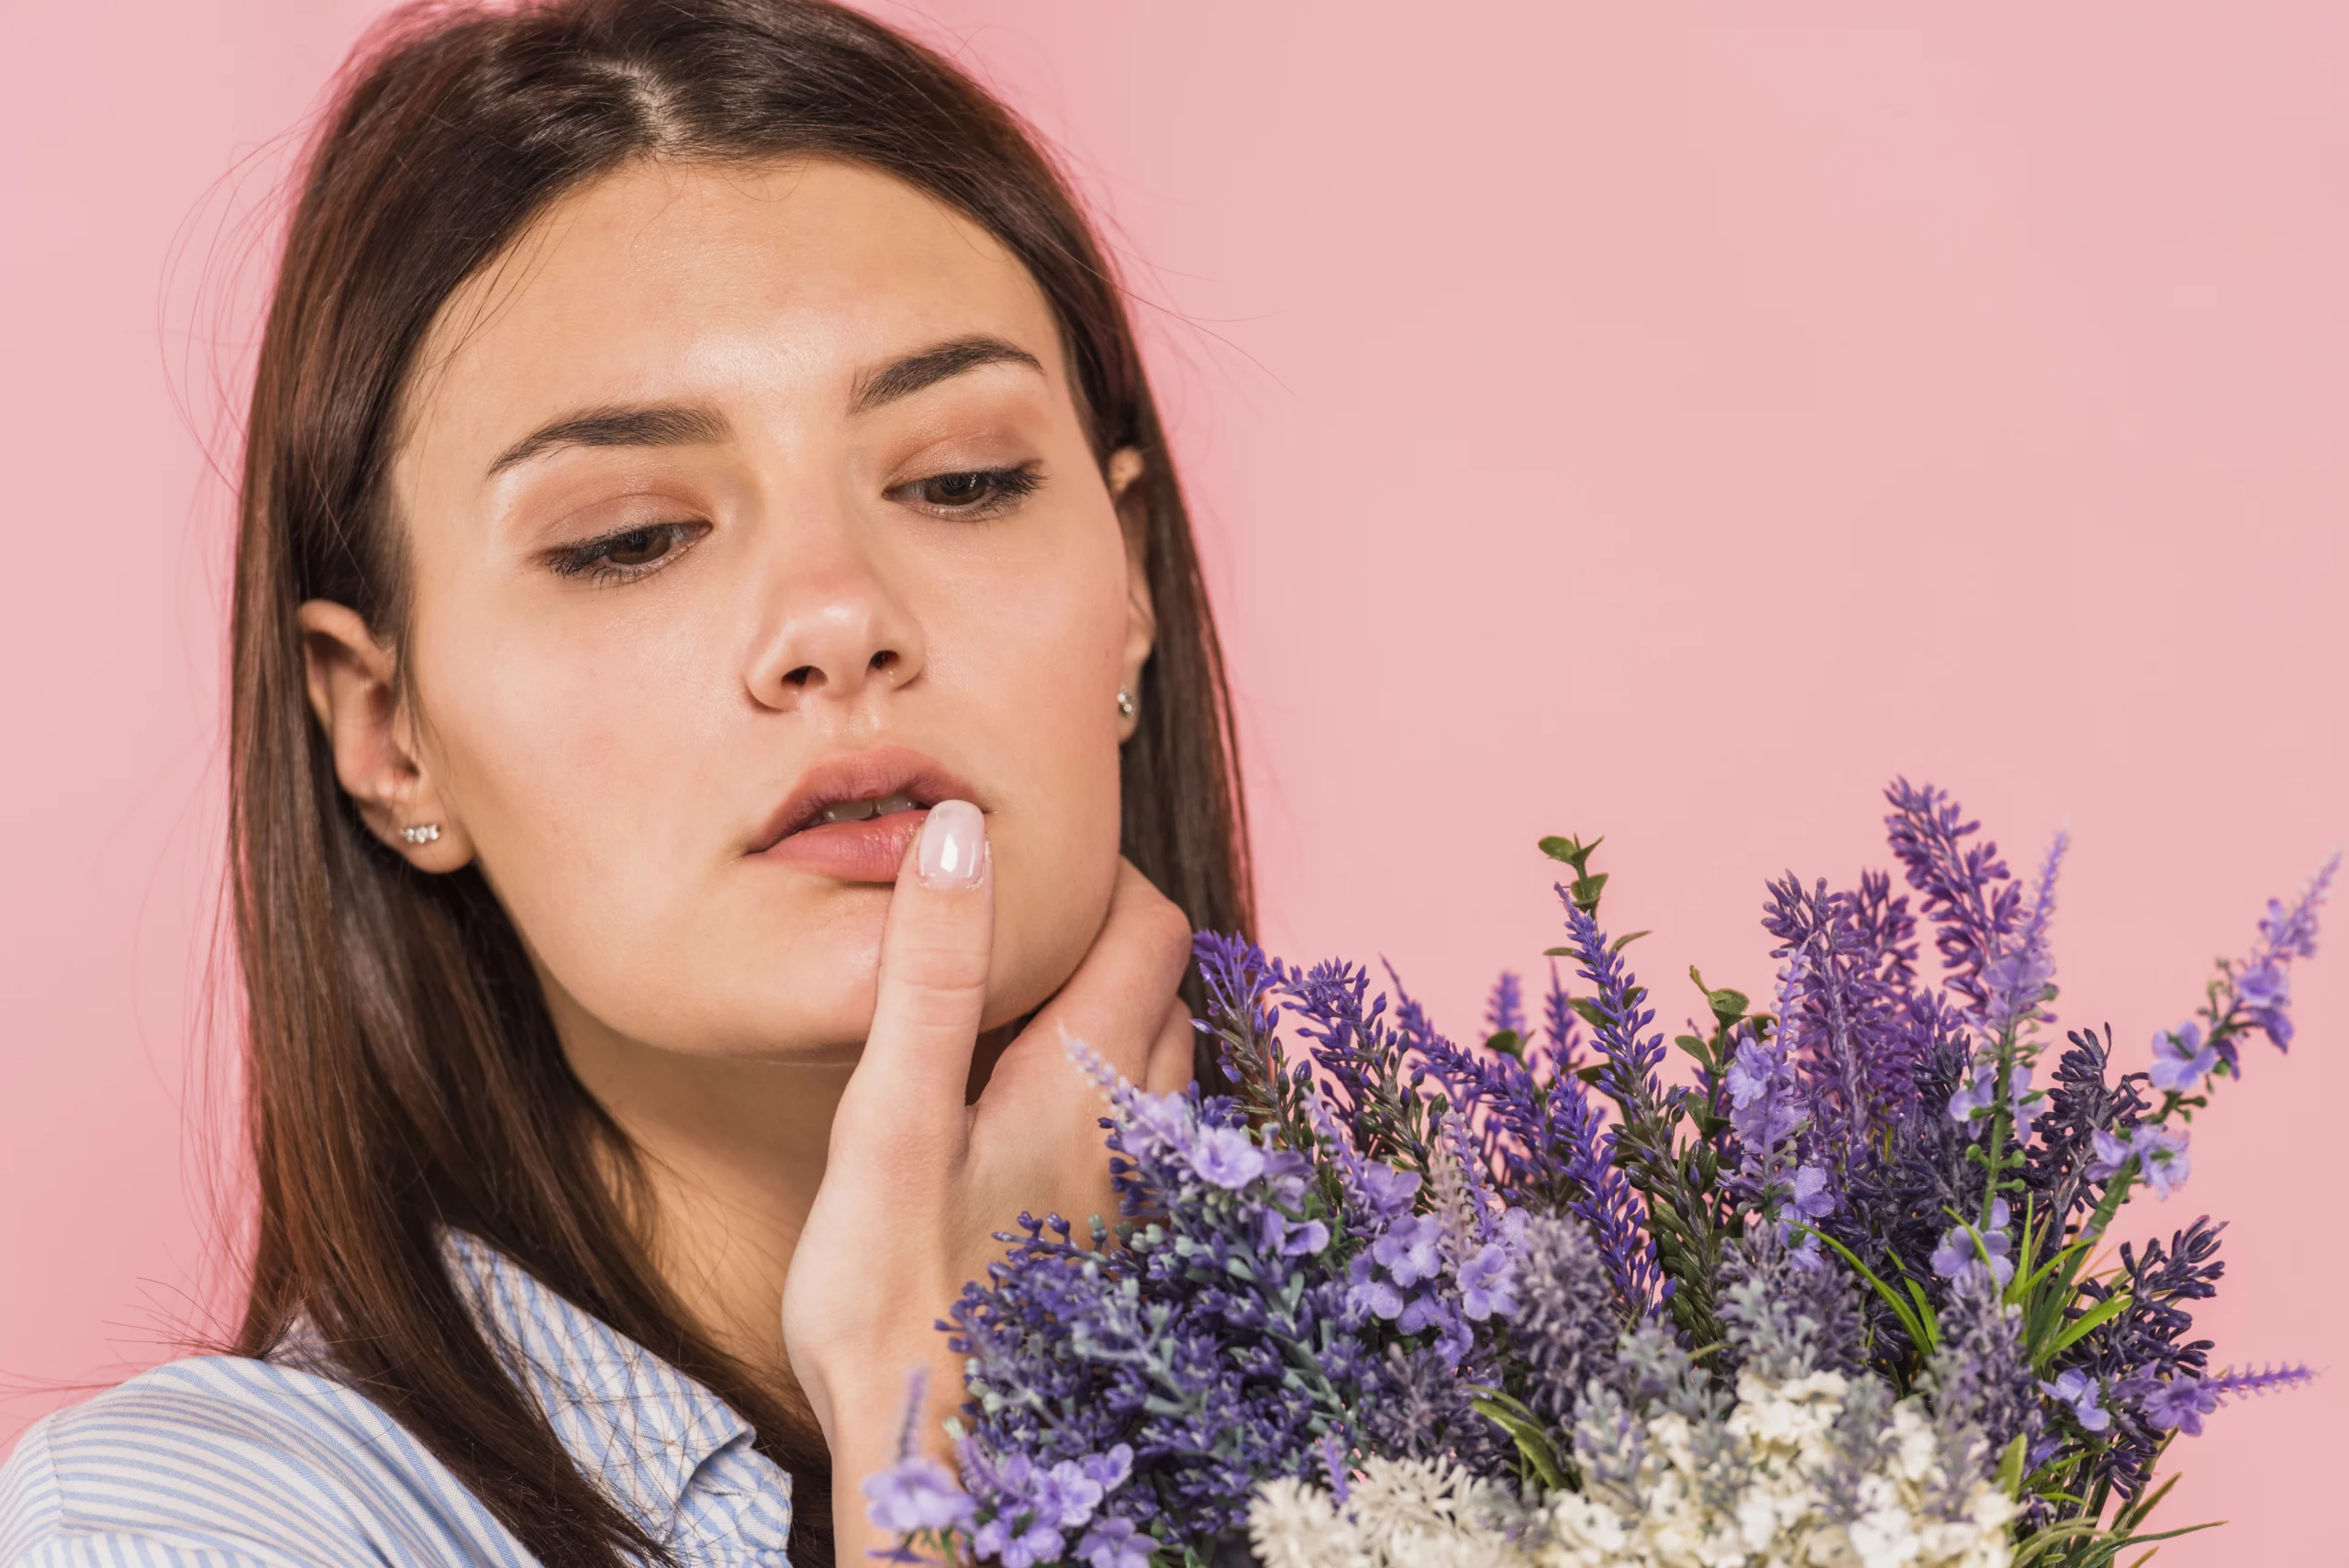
[363,158,1152,1061]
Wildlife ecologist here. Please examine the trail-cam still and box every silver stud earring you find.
[400,823,442,846]
[1116,687,1137,719]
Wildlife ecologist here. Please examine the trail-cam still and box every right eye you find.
[548,520,709,584]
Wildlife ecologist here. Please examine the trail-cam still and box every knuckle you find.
[1140,900,1193,972]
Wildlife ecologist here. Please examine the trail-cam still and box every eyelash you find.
[546,520,709,584]
[541,465,1041,585]
[890,464,1044,517]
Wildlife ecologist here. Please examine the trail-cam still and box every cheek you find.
[409,589,749,995]
[945,542,1137,1021]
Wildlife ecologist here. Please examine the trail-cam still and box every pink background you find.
[3,2,2342,1560]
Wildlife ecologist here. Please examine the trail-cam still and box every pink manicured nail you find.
[917,799,985,888]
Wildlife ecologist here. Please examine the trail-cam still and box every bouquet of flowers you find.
[866,781,2332,1568]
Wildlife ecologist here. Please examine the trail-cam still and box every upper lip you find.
[749,745,979,853]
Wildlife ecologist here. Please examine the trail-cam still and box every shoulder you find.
[0,1356,535,1568]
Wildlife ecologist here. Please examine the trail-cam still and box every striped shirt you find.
[0,1231,796,1566]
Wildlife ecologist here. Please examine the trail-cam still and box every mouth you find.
[750,746,981,881]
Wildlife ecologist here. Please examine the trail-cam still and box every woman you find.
[0,1,1249,1563]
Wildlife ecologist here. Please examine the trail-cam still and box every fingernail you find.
[917,799,986,888]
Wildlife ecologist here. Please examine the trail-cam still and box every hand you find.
[778,801,1195,1554]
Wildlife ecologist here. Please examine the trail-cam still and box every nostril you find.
[785,665,817,688]
[869,651,897,674]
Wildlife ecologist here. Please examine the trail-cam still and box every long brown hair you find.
[226,3,1251,1563]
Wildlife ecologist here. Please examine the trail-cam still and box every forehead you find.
[396,157,1065,469]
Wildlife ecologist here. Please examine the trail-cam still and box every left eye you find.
[896,466,1041,514]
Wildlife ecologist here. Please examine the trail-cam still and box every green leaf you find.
[1486,1029,1524,1060]
[1798,1226,1939,1354]
[1542,946,1575,957]
[1537,835,1582,865]
[1568,998,1612,1031]
[2035,1291,2133,1370]
[1707,988,1750,1023]
[1611,929,1652,952]
[1575,1064,1608,1084]
[1995,1432,2028,1497]
[2007,1518,2103,1567]
[1900,1275,1942,1345]
[1467,1386,1567,1493]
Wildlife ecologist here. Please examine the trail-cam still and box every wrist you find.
[807,1346,965,1461]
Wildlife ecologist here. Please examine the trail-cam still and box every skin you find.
[298,157,1197,1556]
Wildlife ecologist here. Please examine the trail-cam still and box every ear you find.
[296,600,472,870]
[1107,447,1156,744]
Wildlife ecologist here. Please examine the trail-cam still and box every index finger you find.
[840,799,995,1149]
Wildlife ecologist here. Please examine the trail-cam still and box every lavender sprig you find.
[1885,778,2026,1019]
[1552,890,1732,1341]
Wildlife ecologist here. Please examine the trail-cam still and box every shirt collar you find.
[440,1229,791,1554]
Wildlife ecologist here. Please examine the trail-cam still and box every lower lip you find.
[758,809,930,882]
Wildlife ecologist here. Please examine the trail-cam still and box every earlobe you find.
[295,600,471,869]
[1107,447,1144,501]
[1107,448,1156,741]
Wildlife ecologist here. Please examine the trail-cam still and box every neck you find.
[551,988,1016,1424]
[557,1021,851,1393]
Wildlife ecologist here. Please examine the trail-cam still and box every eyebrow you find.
[483,336,1042,477]
[486,403,731,477]
[851,334,1044,414]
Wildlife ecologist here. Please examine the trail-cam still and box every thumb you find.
[842,798,994,1147]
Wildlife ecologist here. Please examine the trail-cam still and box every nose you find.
[742,511,925,713]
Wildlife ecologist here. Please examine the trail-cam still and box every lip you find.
[749,745,981,883]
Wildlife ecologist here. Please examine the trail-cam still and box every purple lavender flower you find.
[1547,902,1669,1314]
[1372,1214,1443,1289]
[1457,1241,1519,1321]
[1348,1205,1453,1331]
[2207,1363,2318,1403]
[1929,1256,2042,1458]
[1553,1070,1663,1314]
[2040,1369,2111,1433]
[1030,1457,1111,1528]
[1948,1058,2040,1129]
[1764,874,1921,1157]
[2139,1373,2221,1437]
[1486,970,1528,1041]
[2219,853,2341,1059]
[1787,1163,1834,1224]
[2085,1123,2191,1197]
[1727,1029,1805,1155]
[1255,1207,1330,1258]
[1074,1517,1153,1568]
[1947,1062,1997,1123]
[1357,1160,1421,1222]
[1885,779,2026,1018]
[1983,833,2067,1040]
[2147,1021,2219,1093]
[1192,1125,1267,1190]
[2234,963,2288,1011]
[864,1455,974,1534]
[1346,1254,1405,1321]
[2256,852,2340,962]
[2235,960,2294,1050]
[1931,1198,2014,1285]
[2133,1124,2190,1197]
[972,1514,1064,1568]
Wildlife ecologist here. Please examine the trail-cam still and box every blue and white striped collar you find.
[438,1229,796,1561]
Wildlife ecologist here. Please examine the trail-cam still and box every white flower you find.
[1248,1367,2014,1568]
